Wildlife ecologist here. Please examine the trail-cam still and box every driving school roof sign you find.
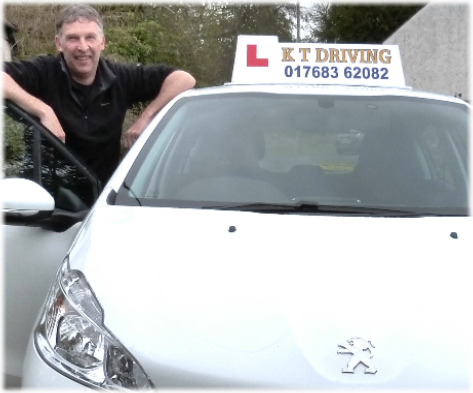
[231,35,406,88]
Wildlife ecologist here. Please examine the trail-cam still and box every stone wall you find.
[384,3,469,101]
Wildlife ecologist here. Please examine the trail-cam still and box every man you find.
[3,4,195,185]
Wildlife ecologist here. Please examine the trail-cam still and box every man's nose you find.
[77,38,89,51]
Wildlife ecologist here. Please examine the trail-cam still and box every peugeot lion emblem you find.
[337,337,377,374]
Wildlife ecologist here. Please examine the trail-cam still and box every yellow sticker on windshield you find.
[320,164,355,172]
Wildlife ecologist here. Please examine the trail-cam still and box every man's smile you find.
[75,55,92,61]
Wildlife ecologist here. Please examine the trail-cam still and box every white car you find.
[3,37,470,389]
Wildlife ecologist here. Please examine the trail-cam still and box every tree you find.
[3,3,297,157]
[196,4,297,85]
[5,3,297,87]
[308,3,425,44]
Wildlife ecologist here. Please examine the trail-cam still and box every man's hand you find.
[123,117,149,149]
[39,106,66,143]
[123,70,195,149]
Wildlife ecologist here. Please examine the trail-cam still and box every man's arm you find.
[123,70,196,148]
[3,72,66,142]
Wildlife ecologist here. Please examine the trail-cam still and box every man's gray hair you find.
[56,4,104,36]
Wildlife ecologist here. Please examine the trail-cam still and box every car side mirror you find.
[2,178,55,224]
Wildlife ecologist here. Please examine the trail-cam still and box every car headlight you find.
[34,257,154,389]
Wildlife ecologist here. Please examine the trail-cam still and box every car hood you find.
[69,206,471,388]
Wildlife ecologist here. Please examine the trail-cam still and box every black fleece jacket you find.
[5,54,176,185]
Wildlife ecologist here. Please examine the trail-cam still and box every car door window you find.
[0,106,26,178]
[3,101,101,229]
[39,129,99,209]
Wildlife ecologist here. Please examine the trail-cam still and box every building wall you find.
[384,3,469,101]
[4,39,12,61]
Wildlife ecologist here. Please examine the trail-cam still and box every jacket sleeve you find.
[112,61,178,107]
[3,55,56,99]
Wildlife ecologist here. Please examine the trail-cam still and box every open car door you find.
[3,100,101,387]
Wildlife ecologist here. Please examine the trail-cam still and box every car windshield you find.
[116,93,469,216]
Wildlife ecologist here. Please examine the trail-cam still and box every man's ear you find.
[55,36,63,52]
[100,35,105,51]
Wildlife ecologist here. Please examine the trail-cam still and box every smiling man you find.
[3,4,195,185]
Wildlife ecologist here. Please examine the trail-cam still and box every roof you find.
[181,83,470,107]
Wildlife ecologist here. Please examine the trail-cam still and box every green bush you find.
[3,115,26,177]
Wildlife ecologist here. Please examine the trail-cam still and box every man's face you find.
[55,19,105,84]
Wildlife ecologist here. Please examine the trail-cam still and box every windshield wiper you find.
[202,202,424,216]
[313,205,466,217]
[313,205,424,216]
[203,201,320,213]
[122,182,142,206]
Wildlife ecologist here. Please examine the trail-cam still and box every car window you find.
[3,103,100,211]
[0,107,26,178]
[116,93,469,215]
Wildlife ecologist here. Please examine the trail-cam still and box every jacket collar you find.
[58,53,117,91]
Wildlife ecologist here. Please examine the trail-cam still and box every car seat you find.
[351,128,427,205]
